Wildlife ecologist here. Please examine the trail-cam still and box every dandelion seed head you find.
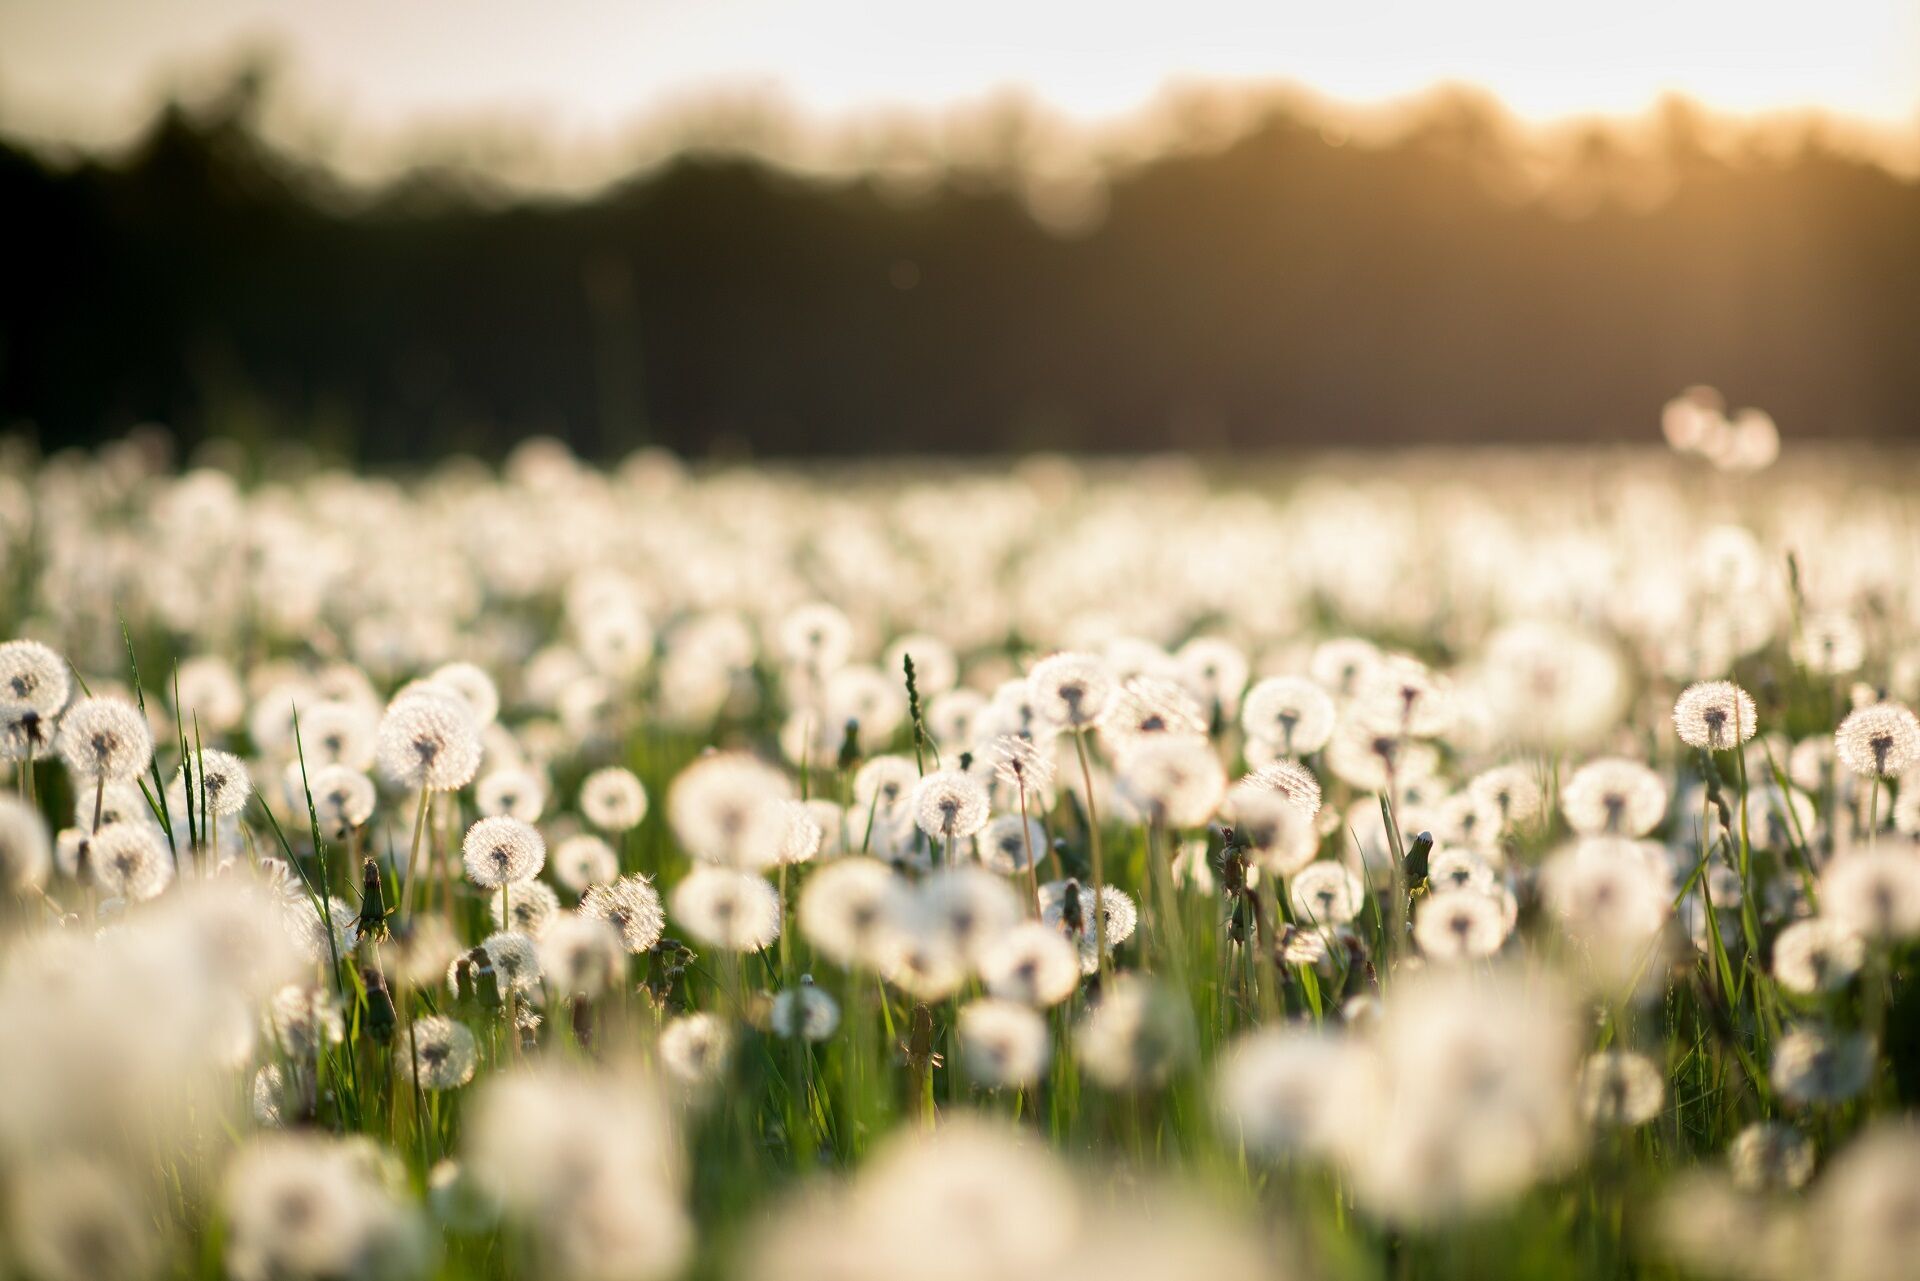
[0,795,52,893]
[978,813,1047,875]
[579,766,648,832]
[659,1012,735,1092]
[552,833,619,893]
[911,768,991,843]
[1414,887,1511,961]
[536,914,623,997]
[667,752,792,870]
[428,661,501,727]
[1770,917,1866,994]
[1729,1122,1816,1192]
[1820,851,1920,940]
[57,697,153,784]
[670,867,781,953]
[490,877,560,937]
[268,984,346,1060]
[398,1015,479,1091]
[1578,1051,1665,1127]
[376,689,482,792]
[1561,757,1668,837]
[770,980,841,1042]
[1673,680,1759,751]
[294,700,377,771]
[1115,737,1225,829]
[1225,785,1320,877]
[475,767,545,823]
[798,856,913,969]
[90,822,174,902]
[1077,976,1194,1089]
[462,815,546,888]
[175,747,253,819]
[1215,1027,1365,1158]
[1288,861,1366,927]
[0,638,70,720]
[1771,1024,1873,1107]
[958,998,1050,1088]
[1027,652,1114,730]
[1835,703,1920,778]
[577,874,665,953]
[295,763,376,840]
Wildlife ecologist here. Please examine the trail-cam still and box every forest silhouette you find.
[3,78,1916,460]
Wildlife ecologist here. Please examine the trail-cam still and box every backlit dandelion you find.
[1835,703,1920,778]
[376,689,482,792]
[0,795,52,893]
[911,768,991,845]
[770,979,840,1041]
[462,816,545,888]
[578,874,666,953]
[668,752,792,870]
[1288,861,1366,927]
[958,998,1050,1088]
[57,696,152,786]
[1771,917,1866,993]
[580,766,648,832]
[1771,1024,1873,1106]
[1729,1121,1816,1192]
[1561,757,1668,837]
[1578,1051,1665,1126]
[90,822,173,901]
[302,764,376,840]
[1077,976,1194,1089]
[978,920,1082,1006]
[398,1015,479,1090]
[1413,887,1511,961]
[659,1012,735,1091]
[1820,851,1920,940]
[1027,652,1113,730]
[1673,680,1758,751]
[536,914,623,997]
[1241,675,1336,756]
[177,747,253,819]
[671,867,781,952]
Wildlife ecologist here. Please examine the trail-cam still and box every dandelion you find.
[1240,675,1336,756]
[1239,756,1323,815]
[1794,611,1866,676]
[1039,879,1138,973]
[90,822,174,901]
[398,1015,479,1090]
[1809,1121,1920,1281]
[1673,680,1758,751]
[778,602,853,677]
[659,1012,735,1091]
[57,696,153,787]
[1077,976,1194,1089]
[294,700,377,770]
[10,1159,159,1281]
[958,998,1050,1088]
[977,920,1082,1006]
[878,929,967,1000]
[1224,785,1320,876]
[1027,651,1114,730]
[282,894,358,964]
[222,1135,425,1281]
[1097,674,1208,755]
[552,833,620,893]
[1820,851,1920,940]
[1835,703,1920,778]
[1288,861,1366,927]
[475,767,545,822]
[1578,1051,1665,1126]
[578,874,666,953]
[0,638,68,757]
[911,768,991,846]
[667,752,791,870]
[1771,1024,1873,1106]
[917,866,1021,962]
[580,766,648,832]
[1561,757,1668,837]
[269,984,346,1059]
[462,815,545,888]
[1355,655,1453,737]
[1115,737,1226,828]
[1729,1121,1816,1192]
[1215,1027,1363,1157]
[536,914,624,997]
[770,979,840,1041]
[851,755,921,823]
[979,813,1047,874]
[301,764,376,840]
[1413,887,1510,961]
[478,931,544,998]
[176,747,253,819]
[1468,763,1544,830]
[670,867,781,952]
[798,857,912,967]
[0,795,52,893]
[376,689,482,792]
[490,877,560,936]
[1770,917,1866,994]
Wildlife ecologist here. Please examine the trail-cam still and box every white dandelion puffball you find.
[798,856,913,968]
[1027,652,1114,730]
[978,813,1047,874]
[1116,737,1226,829]
[580,766,648,832]
[912,768,991,843]
[770,981,841,1041]
[667,752,792,870]
[1240,757,1323,816]
[659,1011,735,1092]
[176,748,253,819]
[302,764,376,839]
[0,796,52,893]
[57,696,154,784]
[1413,888,1511,961]
[90,822,174,901]
[462,815,546,888]
[985,733,1056,795]
[1673,681,1758,751]
[978,921,1082,1007]
[1288,861,1366,927]
[491,878,562,936]
[671,866,781,952]
[958,998,1050,1088]
[476,767,546,823]
[779,601,854,676]
[428,660,501,727]
[1835,703,1920,778]
[376,689,482,792]
[1770,917,1865,994]
[1561,758,1668,837]
[0,638,70,720]
[579,874,666,953]
[551,834,620,893]
[397,1015,479,1090]
[1076,975,1194,1089]
[537,914,624,997]
[1578,1051,1665,1127]
[1820,852,1920,940]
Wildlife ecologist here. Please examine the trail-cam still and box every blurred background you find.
[2,0,1917,460]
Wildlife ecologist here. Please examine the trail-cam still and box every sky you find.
[3,0,1916,180]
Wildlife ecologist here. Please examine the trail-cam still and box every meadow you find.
[2,419,1918,1281]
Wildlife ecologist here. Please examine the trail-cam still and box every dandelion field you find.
[4,428,1920,1281]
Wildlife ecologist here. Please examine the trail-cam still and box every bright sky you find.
[2,0,1916,169]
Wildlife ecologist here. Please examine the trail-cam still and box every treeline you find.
[2,89,1917,459]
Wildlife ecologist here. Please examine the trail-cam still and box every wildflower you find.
[1578,1051,1665,1126]
[978,921,1082,1006]
[222,1134,427,1281]
[1835,703,1920,778]
[1561,757,1668,836]
[1770,917,1866,994]
[1215,1027,1364,1157]
[667,752,791,870]
[90,822,174,901]
[293,700,377,770]
[1413,887,1510,961]
[56,696,153,784]
[1225,785,1320,876]
[536,914,623,997]
[1355,654,1453,737]
[475,767,545,822]
[398,1015,479,1090]
[429,661,501,726]
[1820,851,1920,940]
[798,857,912,967]
[912,768,992,844]
[1027,651,1114,730]
[917,866,1021,963]
[580,766,648,832]
[978,813,1047,874]
[578,874,666,952]
[282,895,359,964]
[1097,674,1208,756]
[1771,1024,1873,1106]
[1673,680,1758,751]
[852,755,921,822]
[1794,611,1866,676]
[1325,719,1437,794]
[10,1158,158,1281]
[1288,861,1366,927]
[670,867,781,952]
[1729,1121,1816,1192]
[778,602,853,676]
[269,984,346,1059]
[1240,676,1336,756]
[490,878,560,936]
[552,834,620,894]
[1809,1121,1920,1281]
[659,1012,735,1092]
[770,978,840,1041]
[1310,637,1381,697]
[0,795,51,893]
[878,929,967,1000]
[1239,756,1323,815]
[958,998,1050,1087]
[461,816,545,888]
[1039,879,1138,973]
[1115,738,1226,828]
[1077,976,1194,1089]
[1468,763,1544,830]
[0,638,68,757]
[176,747,253,820]
[298,764,376,839]
[375,689,482,792]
